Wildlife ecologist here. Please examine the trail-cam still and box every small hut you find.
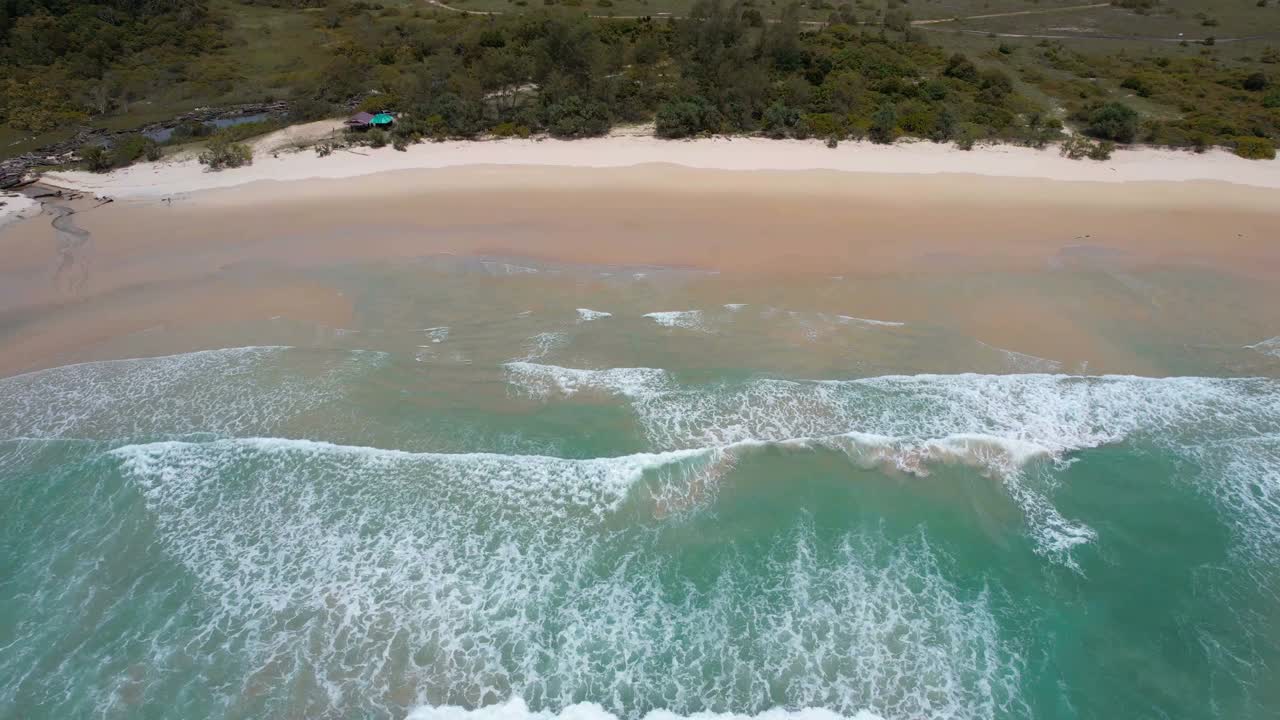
[345,112,376,130]
[345,112,394,131]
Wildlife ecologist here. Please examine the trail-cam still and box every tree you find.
[1243,72,1269,91]
[762,101,799,138]
[869,102,898,144]
[933,106,957,142]
[1087,102,1139,143]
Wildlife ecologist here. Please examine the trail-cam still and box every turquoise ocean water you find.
[2,257,1279,720]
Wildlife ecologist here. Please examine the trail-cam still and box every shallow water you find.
[2,257,1279,720]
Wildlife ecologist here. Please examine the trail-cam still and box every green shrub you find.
[1087,102,1139,143]
[491,122,532,138]
[1263,92,1280,108]
[198,137,253,170]
[655,98,722,138]
[109,134,149,167]
[803,112,846,139]
[763,102,799,138]
[356,94,400,113]
[1120,76,1153,97]
[544,96,610,138]
[869,102,898,144]
[1234,136,1276,159]
[80,144,111,172]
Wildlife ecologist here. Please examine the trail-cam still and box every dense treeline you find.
[0,0,226,132]
[1,0,1276,160]
[291,0,1063,149]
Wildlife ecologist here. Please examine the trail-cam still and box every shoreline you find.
[35,129,1280,200]
[4,135,1278,378]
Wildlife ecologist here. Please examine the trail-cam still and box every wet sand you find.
[2,164,1279,376]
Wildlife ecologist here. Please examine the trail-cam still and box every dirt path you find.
[911,3,1110,25]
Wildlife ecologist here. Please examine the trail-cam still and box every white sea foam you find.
[723,304,748,311]
[505,364,1280,458]
[576,308,612,322]
[423,326,451,344]
[1244,337,1280,358]
[481,261,539,275]
[975,341,1063,373]
[518,332,570,362]
[835,315,905,328]
[407,699,886,720]
[506,364,1280,565]
[643,311,705,331]
[107,436,1023,720]
[0,346,383,440]
[505,362,670,400]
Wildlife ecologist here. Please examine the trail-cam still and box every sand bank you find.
[0,193,40,230]
[39,131,1280,199]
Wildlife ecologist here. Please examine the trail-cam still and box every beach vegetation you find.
[656,98,723,138]
[2,0,1279,162]
[1060,135,1115,161]
[869,103,898,144]
[198,136,253,170]
[79,134,161,173]
[1086,102,1139,143]
[1243,73,1269,92]
[1233,136,1276,159]
[79,144,112,173]
[491,122,533,138]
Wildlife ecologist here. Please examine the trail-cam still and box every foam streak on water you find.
[0,346,385,440]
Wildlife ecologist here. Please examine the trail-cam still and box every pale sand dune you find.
[39,133,1280,199]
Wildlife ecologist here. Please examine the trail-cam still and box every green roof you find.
[370,113,394,125]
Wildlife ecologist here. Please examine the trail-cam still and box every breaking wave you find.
[0,346,385,440]
[506,363,1280,566]
[408,698,887,720]
[643,311,705,331]
[83,437,1026,720]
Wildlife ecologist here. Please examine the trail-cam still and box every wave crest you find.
[407,699,886,720]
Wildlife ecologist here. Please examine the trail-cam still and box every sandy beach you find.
[2,133,1279,376]
[38,127,1280,198]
